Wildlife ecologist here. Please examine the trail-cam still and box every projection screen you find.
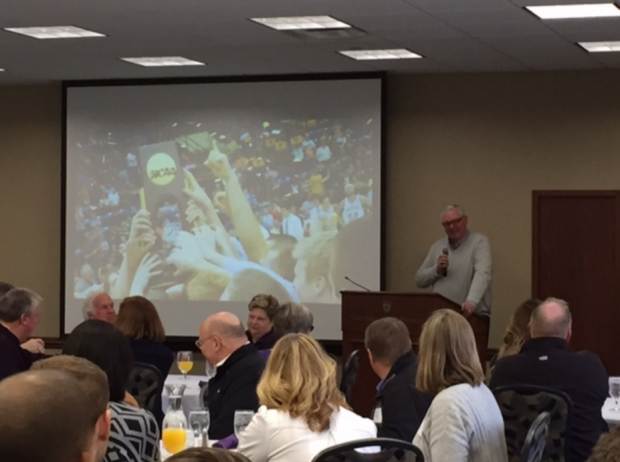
[64,76,383,339]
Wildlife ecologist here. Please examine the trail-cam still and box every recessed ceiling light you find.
[250,16,351,30]
[339,49,422,60]
[579,41,620,52]
[525,3,620,19]
[4,26,105,39]
[120,57,206,67]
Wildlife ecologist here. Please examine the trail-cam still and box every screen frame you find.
[61,72,387,345]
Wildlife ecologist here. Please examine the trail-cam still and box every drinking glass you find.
[189,409,210,447]
[234,410,255,439]
[610,377,620,411]
[177,351,193,380]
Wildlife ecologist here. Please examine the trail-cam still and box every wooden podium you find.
[341,291,489,416]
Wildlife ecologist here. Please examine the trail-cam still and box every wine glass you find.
[177,351,193,381]
[189,409,210,447]
[609,377,620,411]
[234,410,255,439]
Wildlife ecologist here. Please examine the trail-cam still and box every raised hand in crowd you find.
[129,252,163,296]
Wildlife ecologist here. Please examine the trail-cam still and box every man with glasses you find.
[196,312,265,439]
[415,205,492,318]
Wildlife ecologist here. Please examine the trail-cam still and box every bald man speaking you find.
[196,312,265,439]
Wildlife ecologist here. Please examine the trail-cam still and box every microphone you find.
[441,247,449,277]
[345,276,372,292]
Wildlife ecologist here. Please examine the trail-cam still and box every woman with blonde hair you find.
[237,334,376,462]
[497,298,541,360]
[413,309,508,462]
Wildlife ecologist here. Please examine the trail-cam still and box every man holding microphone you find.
[415,205,492,319]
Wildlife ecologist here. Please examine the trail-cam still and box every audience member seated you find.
[273,301,314,337]
[0,281,14,299]
[0,288,44,381]
[63,320,160,462]
[197,312,265,439]
[492,298,541,367]
[0,368,110,462]
[115,296,173,378]
[586,426,620,462]
[246,294,278,350]
[365,317,432,441]
[83,291,117,323]
[167,448,252,462]
[237,333,377,462]
[490,298,608,462]
[414,309,508,462]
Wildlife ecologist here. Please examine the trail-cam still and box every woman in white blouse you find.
[413,309,508,462]
[237,334,377,462]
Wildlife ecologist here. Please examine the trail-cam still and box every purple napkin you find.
[212,434,238,449]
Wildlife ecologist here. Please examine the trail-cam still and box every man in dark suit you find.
[490,298,608,462]
[197,312,265,439]
[0,287,45,381]
[365,317,432,441]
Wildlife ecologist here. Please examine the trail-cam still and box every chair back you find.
[311,438,424,462]
[127,362,164,418]
[493,385,572,462]
[340,349,360,402]
[522,411,551,462]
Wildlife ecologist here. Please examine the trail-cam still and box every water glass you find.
[189,409,210,447]
[234,410,255,439]
[610,377,620,411]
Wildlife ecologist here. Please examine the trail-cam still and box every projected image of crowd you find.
[71,117,378,304]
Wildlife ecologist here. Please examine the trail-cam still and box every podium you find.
[341,291,489,416]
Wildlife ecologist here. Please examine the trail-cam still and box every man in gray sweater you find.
[415,205,492,318]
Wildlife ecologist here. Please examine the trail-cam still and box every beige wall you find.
[3,70,620,346]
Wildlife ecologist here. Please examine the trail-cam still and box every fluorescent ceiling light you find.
[525,3,620,19]
[339,49,422,60]
[121,57,205,67]
[4,26,105,39]
[579,40,620,51]
[250,16,351,30]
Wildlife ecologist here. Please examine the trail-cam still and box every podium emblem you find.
[383,301,391,313]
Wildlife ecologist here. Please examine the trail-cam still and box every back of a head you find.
[586,425,620,462]
[273,302,314,337]
[208,312,247,340]
[115,296,166,343]
[498,298,541,359]
[258,333,347,432]
[0,287,42,323]
[63,319,133,401]
[166,448,251,462]
[365,317,412,366]
[0,281,15,300]
[530,298,572,339]
[416,309,484,394]
[0,370,105,462]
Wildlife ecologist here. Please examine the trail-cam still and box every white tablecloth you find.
[602,397,620,427]
[161,374,210,419]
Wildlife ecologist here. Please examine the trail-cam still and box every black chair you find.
[493,385,573,462]
[312,438,424,462]
[522,411,551,462]
[340,349,360,402]
[127,362,164,425]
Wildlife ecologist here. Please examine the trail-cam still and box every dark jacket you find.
[246,328,277,351]
[490,337,608,462]
[371,351,433,441]
[0,324,32,381]
[130,338,174,379]
[206,343,265,439]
